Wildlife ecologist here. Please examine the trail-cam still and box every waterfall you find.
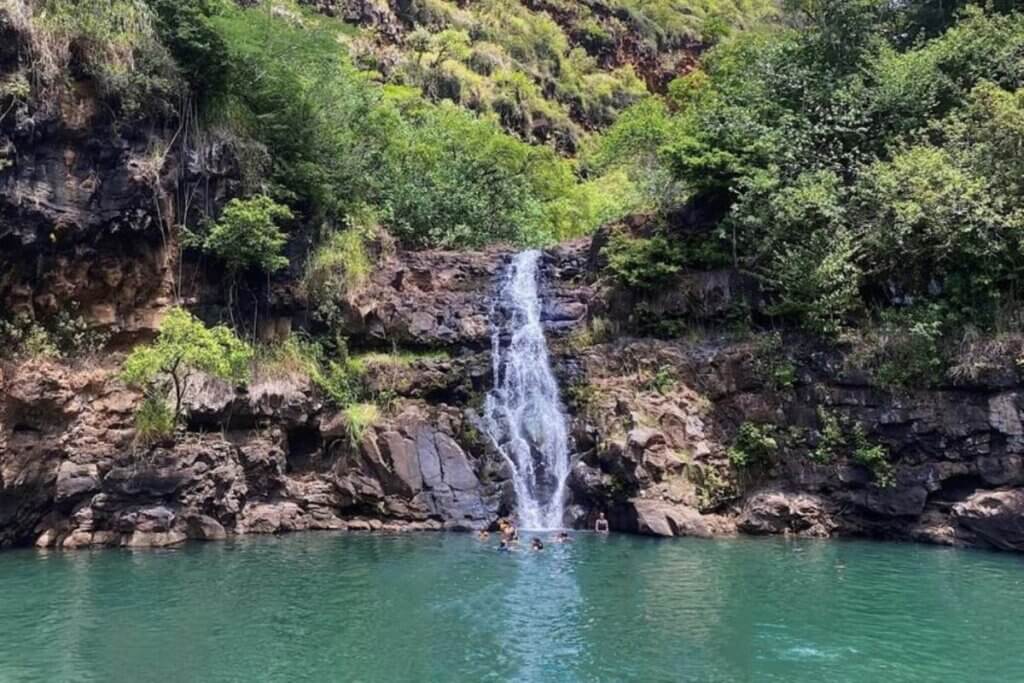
[484,250,572,530]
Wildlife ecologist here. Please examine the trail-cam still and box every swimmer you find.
[595,512,609,534]
[554,531,571,543]
[478,530,490,541]
[531,538,544,551]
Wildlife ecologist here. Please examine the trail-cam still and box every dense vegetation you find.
[7,0,1024,396]
[595,0,1024,380]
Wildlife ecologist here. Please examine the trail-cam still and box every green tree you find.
[145,0,230,105]
[203,195,292,274]
[121,307,253,426]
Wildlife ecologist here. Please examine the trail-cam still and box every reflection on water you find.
[1,533,1023,682]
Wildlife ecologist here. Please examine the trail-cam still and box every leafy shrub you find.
[255,333,371,408]
[810,407,894,486]
[145,0,229,104]
[852,424,895,488]
[205,2,618,249]
[599,3,1024,339]
[728,422,778,469]
[201,195,292,274]
[643,366,676,395]
[568,316,616,349]
[752,332,797,391]
[602,230,683,289]
[0,315,59,359]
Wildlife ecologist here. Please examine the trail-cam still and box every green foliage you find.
[380,102,575,247]
[0,309,109,360]
[585,97,684,208]
[265,335,368,407]
[303,209,377,327]
[568,316,616,350]
[201,195,292,274]
[565,381,599,419]
[852,423,895,488]
[121,307,252,423]
[342,402,380,446]
[145,0,229,104]
[602,229,683,289]
[203,2,625,248]
[811,407,844,464]
[347,349,450,373]
[752,332,797,391]
[847,305,948,389]
[810,407,894,486]
[642,366,677,395]
[32,0,182,116]
[133,395,176,446]
[694,464,734,510]
[0,315,59,359]
[602,3,1024,345]
[728,422,778,469]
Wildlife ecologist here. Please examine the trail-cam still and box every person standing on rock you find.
[595,512,609,533]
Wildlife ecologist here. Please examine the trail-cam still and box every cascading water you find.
[484,250,572,530]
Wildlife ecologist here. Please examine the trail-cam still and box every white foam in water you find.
[484,250,572,530]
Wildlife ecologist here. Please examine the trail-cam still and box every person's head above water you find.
[531,538,543,550]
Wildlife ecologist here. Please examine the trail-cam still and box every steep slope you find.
[303,0,774,150]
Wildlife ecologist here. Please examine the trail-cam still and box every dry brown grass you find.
[949,330,1024,383]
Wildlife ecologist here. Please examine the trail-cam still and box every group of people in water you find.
[479,512,610,552]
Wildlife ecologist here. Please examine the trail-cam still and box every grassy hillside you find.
[331,0,776,151]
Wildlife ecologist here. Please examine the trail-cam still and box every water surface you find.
[1,533,1022,682]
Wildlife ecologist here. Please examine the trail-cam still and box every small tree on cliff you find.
[203,195,292,275]
[121,308,253,440]
[193,195,292,321]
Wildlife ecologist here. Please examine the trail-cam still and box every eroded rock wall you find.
[0,355,505,549]
[4,223,1024,553]
[560,334,1024,553]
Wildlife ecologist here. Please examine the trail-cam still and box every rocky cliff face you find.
[0,245,555,549]
[4,238,1024,552]
[559,335,1024,552]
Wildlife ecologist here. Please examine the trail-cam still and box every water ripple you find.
[1,534,1023,682]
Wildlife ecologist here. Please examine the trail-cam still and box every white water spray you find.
[484,250,572,530]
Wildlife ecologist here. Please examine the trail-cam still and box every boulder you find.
[953,489,1024,552]
[630,499,724,538]
[186,515,227,541]
[739,490,835,538]
[239,502,307,535]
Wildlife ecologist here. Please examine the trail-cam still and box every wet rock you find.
[845,485,929,518]
[239,502,307,535]
[186,515,227,541]
[627,499,733,538]
[123,531,187,548]
[738,490,835,538]
[953,489,1024,552]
